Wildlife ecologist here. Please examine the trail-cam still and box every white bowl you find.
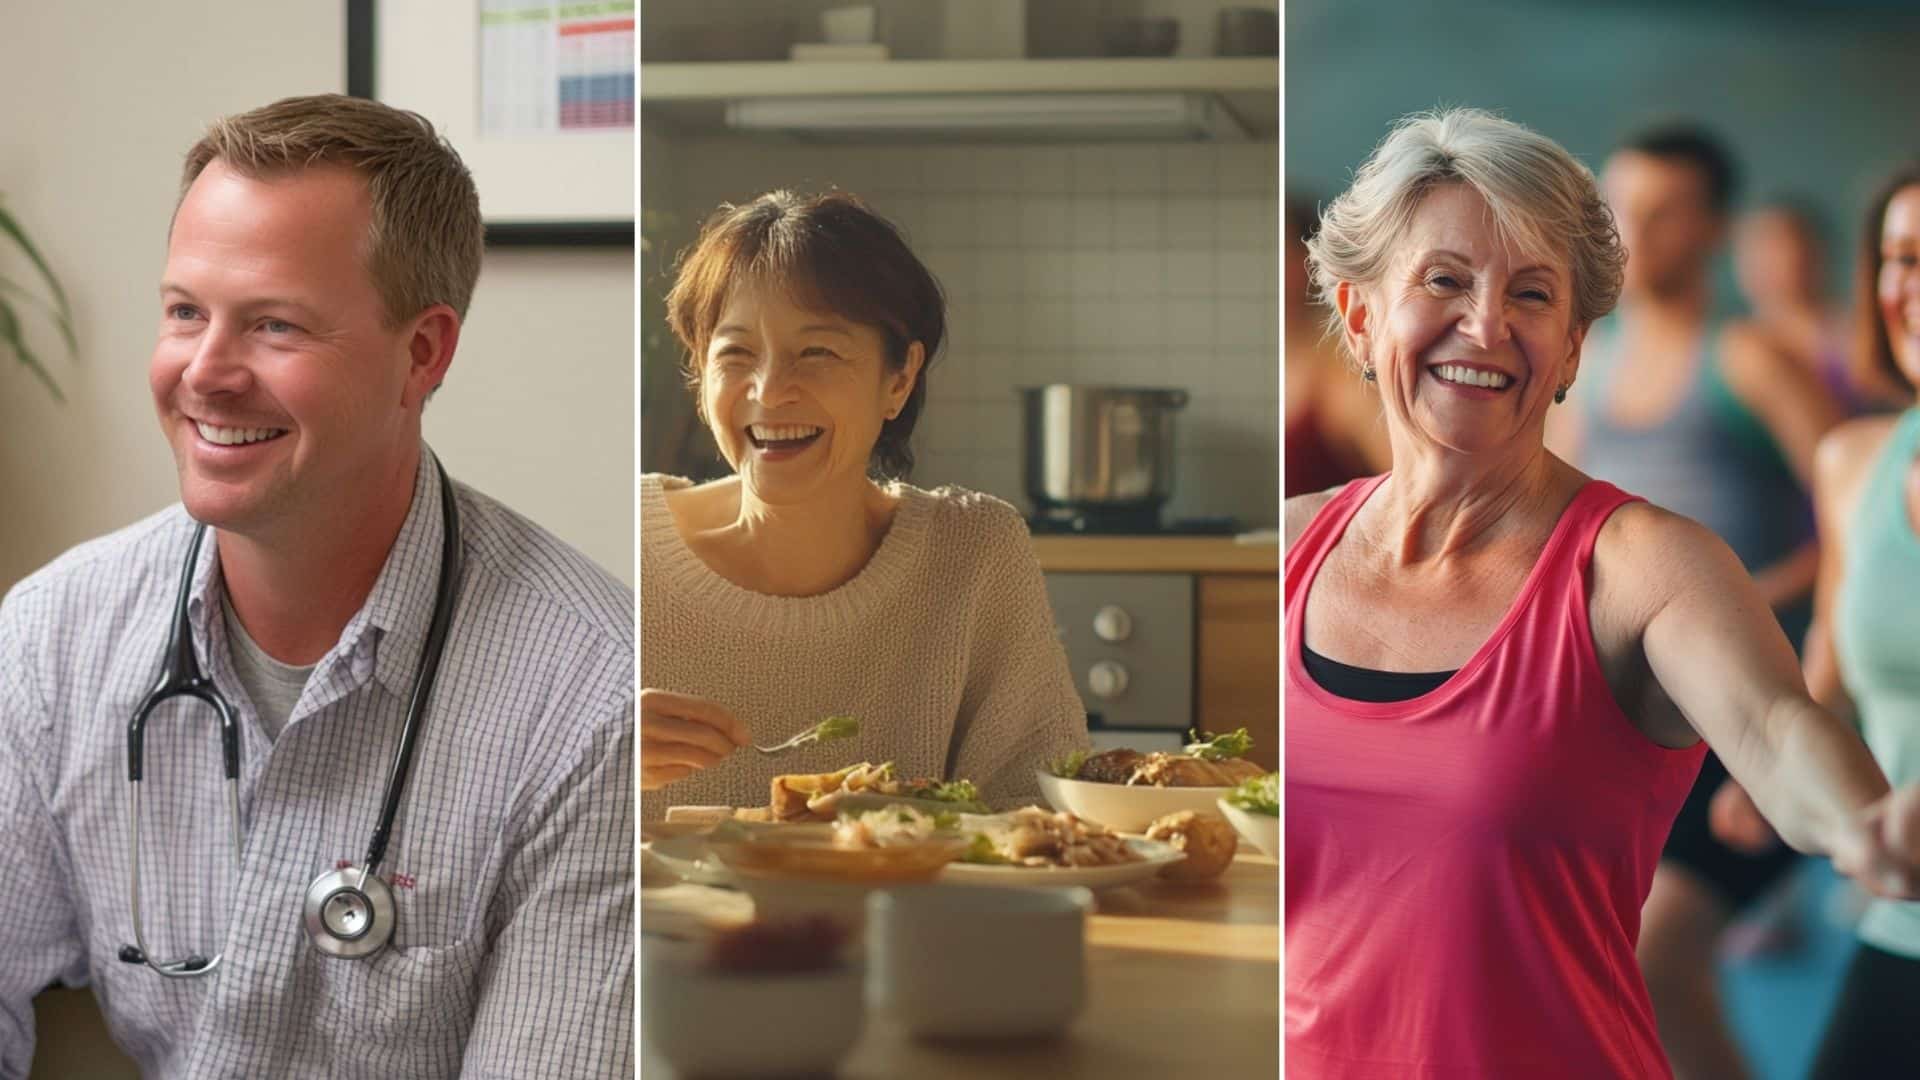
[1034,768,1233,833]
[1217,798,1279,859]
[641,936,865,1077]
[868,883,1091,1041]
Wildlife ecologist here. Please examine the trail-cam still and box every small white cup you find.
[640,936,866,1077]
[867,884,1092,1041]
[821,5,877,45]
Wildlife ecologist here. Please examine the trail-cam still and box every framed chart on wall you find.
[347,0,634,247]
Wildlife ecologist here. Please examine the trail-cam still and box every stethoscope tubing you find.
[123,460,461,975]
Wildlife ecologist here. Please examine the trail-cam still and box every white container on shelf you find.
[941,0,1026,59]
[822,5,878,45]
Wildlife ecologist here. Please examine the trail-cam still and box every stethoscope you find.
[119,461,462,977]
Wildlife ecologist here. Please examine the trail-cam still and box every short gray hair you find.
[1306,108,1625,358]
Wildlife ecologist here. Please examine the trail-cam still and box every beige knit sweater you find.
[640,473,1090,822]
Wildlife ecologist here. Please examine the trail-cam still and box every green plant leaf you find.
[0,299,66,402]
[0,203,72,316]
[0,271,78,358]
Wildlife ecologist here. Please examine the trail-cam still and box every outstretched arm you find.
[1618,509,1917,895]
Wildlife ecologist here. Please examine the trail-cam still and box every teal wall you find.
[1286,0,1920,298]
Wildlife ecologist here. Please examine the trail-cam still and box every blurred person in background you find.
[1285,193,1389,497]
[1736,197,1889,416]
[1718,163,1920,1077]
[1547,124,1847,1080]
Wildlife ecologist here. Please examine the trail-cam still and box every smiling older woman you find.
[639,190,1088,821]
[1284,109,1920,1078]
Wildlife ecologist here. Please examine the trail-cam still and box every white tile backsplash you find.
[1111,250,1165,297]
[1070,146,1116,194]
[1215,297,1267,349]
[1069,196,1114,248]
[1111,195,1166,250]
[1164,144,1217,194]
[1164,198,1215,247]
[665,137,1279,527]
[1019,148,1072,193]
[1069,251,1114,297]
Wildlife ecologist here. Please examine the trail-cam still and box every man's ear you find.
[403,304,461,408]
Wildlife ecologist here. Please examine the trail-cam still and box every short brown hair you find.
[1853,165,1920,401]
[180,93,484,325]
[665,190,945,479]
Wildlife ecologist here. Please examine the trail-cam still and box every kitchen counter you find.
[641,851,1281,1078]
[1031,536,1278,575]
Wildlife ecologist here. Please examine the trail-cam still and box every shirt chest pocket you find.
[287,937,487,1078]
[319,936,486,1028]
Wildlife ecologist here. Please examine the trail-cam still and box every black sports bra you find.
[1301,642,1456,703]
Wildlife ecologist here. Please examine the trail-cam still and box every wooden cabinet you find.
[1196,574,1279,773]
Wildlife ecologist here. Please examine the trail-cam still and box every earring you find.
[1553,385,1568,405]
[1362,366,1377,382]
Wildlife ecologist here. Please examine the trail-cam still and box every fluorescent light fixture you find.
[724,93,1243,141]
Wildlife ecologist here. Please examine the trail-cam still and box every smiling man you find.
[0,95,632,1078]
[1545,125,1848,1080]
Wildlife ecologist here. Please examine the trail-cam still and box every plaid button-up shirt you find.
[0,448,633,1078]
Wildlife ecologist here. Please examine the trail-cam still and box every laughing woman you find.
[639,191,1087,821]
[1791,165,1920,1077]
[1284,109,1920,1078]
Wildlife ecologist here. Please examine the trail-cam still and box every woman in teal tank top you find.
[1800,165,1920,1077]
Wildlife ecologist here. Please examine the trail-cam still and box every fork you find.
[751,728,820,756]
[752,716,857,756]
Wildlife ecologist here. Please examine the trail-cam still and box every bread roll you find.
[1145,811,1238,880]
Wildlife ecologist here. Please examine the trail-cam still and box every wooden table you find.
[641,851,1280,1078]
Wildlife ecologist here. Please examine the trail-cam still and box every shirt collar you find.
[183,444,453,703]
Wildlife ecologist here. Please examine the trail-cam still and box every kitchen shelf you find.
[640,57,1277,139]
[1031,535,1279,575]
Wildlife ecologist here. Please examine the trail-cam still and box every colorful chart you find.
[479,1,634,136]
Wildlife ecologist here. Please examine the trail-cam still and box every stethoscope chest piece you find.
[303,867,396,959]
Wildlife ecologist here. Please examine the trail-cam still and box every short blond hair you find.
[1307,108,1624,359]
[180,93,484,325]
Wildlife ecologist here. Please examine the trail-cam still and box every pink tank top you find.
[1285,475,1706,1079]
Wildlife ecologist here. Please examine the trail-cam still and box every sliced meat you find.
[1077,748,1145,784]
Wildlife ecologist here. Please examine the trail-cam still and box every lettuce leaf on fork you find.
[1184,727,1253,761]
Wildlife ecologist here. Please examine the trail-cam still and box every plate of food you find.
[1218,772,1279,858]
[1035,728,1266,833]
[935,807,1186,889]
[709,808,975,926]
[708,815,971,884]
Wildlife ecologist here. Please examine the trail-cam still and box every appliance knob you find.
[1092,605,1132,643]
[1088,660,1130,700]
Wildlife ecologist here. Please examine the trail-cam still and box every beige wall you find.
[0,3,634,592]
